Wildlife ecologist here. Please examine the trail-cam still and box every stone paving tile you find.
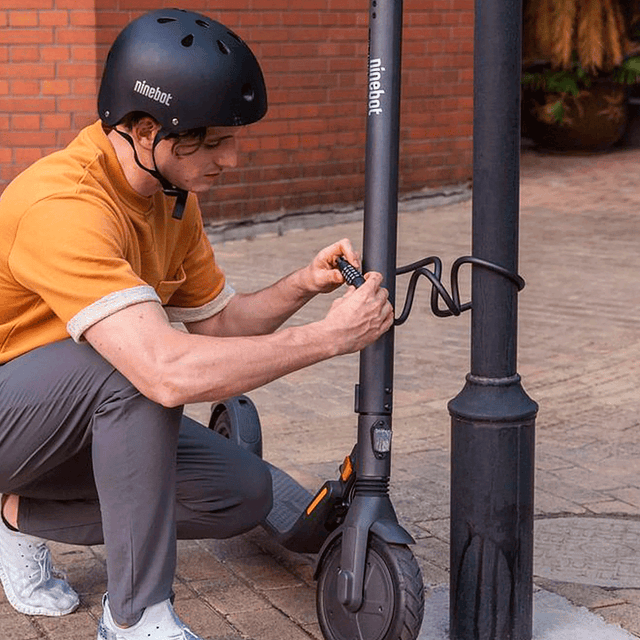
[193,575,273,616]
[263,585,318,626]
[173,597,243,640]
[583,500,640,516]
[36,611,101,640]
[227,608,313,640]
[534,488,587,516]
[595,604,640,639]
[0,602,41,639]
[222,554,306,592]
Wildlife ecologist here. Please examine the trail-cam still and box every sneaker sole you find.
[0,559,79,616]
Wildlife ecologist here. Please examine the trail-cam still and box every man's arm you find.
[186,238,361,338]
[84,271,392,408]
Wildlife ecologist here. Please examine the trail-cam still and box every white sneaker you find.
[97,593,204,640]
[0,514,79,616]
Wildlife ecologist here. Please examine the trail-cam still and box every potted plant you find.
[522,0,640,152]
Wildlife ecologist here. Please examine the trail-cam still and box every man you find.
[0,9,393,640]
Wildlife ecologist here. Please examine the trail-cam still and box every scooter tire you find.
[208,395,263,458]
[316,533,424,640]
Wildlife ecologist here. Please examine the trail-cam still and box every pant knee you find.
[240,458,273,522]
[176,454,272,539]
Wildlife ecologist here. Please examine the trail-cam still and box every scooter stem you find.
[358,0,402,414]
[337,0,405,613]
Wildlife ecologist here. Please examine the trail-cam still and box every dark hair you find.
[117,111,208,156]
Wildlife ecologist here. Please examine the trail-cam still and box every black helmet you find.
[98,8,268,132]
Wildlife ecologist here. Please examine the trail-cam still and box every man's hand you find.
[301,238,362,295]
[319,271,394,355]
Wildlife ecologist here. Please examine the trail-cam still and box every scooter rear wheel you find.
[316,534,424,640]
[208,395,263,458]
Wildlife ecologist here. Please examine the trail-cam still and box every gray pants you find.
[0,339,272,626]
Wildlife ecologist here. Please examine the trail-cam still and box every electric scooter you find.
[209,1,525,639]
[210,2,426,638]
[209,0,424,640]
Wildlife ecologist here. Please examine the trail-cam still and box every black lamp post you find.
[447,0,539,638]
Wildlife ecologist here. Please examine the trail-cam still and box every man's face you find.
[153,126,241,193]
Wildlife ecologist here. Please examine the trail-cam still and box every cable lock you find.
[395,256,525,325]
[337,255,525,326]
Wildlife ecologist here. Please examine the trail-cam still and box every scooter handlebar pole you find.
[358,0,403,418]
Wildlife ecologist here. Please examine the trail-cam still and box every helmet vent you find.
[196,19,210,28]
[227,31,243,44]
[217,40,230,55]
[157,17,176,24]
[242,83,255,102]
[181,34,194,47]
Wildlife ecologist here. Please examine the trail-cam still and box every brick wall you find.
[0,0,473,223]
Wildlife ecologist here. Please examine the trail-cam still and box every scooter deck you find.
[207,396,354,555]
[262,459,354,554]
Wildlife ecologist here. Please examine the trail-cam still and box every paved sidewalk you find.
[3,146,640,639]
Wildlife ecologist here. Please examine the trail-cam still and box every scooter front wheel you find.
[316,534,424,640]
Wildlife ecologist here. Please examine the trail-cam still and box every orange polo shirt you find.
[0,121,233,364]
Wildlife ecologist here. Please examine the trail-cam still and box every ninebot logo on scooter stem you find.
[368,58,385,116]
[133,79,173,107]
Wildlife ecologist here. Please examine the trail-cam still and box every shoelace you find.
[26,545,52,595]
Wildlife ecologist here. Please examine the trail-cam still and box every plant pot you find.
[522,80,628,152]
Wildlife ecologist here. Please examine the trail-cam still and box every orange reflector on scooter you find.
[340,456,353,482]
[306,487,328,516]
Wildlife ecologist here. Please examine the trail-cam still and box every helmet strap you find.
[114,128,187,220]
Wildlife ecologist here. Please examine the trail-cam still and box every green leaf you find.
[546,73,580,96]
[550,100,565,123]
[615,57,640,84]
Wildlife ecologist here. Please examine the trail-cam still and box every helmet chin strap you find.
[114,128,187,220]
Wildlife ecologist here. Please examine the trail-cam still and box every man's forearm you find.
[188,266,318,337]
[86,300,338,407]
[160,320,338,406]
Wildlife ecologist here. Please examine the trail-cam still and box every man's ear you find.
[131,117,162,151]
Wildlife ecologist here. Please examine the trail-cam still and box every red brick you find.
[0,96,55,112]
[11,114,40,129]
[38,10,69,27]
[0,0,53,8]
[14,148,46,163]
[10,45,39,61]
[70,45,95,61]
[0,62,55,78]
[0,28,53,44]
[9,11,39,27]
[42,79,70,95]
[57,97,95,112]
[40,45,70,62]
[56,28,95,45]
[70,10,95,26]
[94,11,131,28]
[42,113,71,129]
[57,62,99,77]
[4,131,57,146]
[10,79,39,94]
[70,113,96,130]
[71,77,98,95]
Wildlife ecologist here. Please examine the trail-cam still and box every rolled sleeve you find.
[164,283,235,323]
[67,285,162,341]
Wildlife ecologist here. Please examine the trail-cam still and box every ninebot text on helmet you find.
[368,58,385,116]
[134,80,173,107]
